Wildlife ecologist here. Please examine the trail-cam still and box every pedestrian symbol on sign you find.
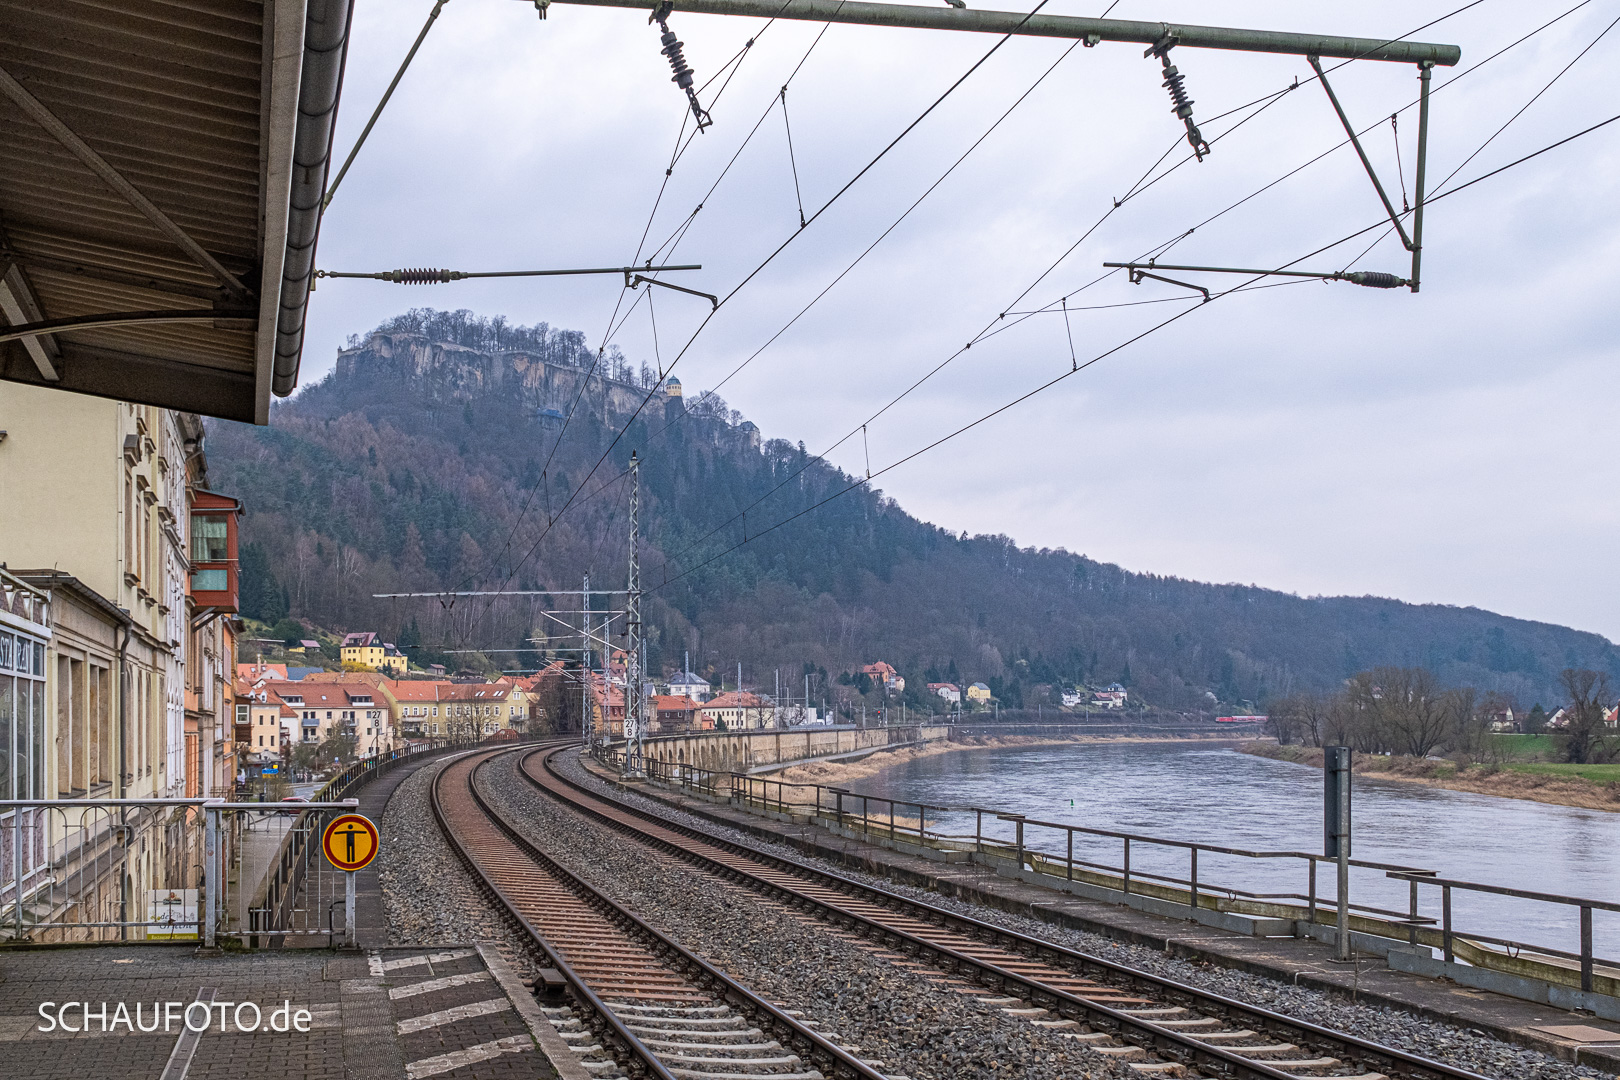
[320,813,379,871]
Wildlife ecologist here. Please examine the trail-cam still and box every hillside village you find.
[235,633,1138,789]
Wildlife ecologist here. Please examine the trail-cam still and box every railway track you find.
[429,746,888,1080]
[519,746,1499,1080]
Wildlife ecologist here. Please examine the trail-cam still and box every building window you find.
[191,514,229,562]
[190,568,227,592]
[0,629,47,801]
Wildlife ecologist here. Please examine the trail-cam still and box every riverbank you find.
[1242,740,1620,812]
[770,732,1256,787]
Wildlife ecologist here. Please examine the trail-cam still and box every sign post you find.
[1324,746,1352,962]
[320,813,379,947]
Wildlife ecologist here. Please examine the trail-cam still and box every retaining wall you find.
[641,724,950,773]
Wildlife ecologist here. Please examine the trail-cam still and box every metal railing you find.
[0,743,471,946]
[2,799,209,942]
[596,745,1620,1000]
[228,743,462,946]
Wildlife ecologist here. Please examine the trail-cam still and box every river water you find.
[856,740,1618,961]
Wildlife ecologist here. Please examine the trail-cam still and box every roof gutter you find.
[272,0,356,400]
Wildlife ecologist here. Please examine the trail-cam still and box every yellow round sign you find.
[321,813,379,872]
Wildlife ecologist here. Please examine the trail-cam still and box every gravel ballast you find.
[546,748,1612,1080]
[376,754,515,948]
[477,752,1133,1080]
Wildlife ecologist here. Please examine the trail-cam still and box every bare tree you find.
[1265,695,1308,745]
[1560,668,1613,765]
[1267,692,1336,746]
[1348,667,1451,758]
[1445,686,1486,761]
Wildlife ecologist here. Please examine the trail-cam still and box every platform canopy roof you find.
[0,0,352,424]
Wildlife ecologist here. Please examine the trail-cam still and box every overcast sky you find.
[298,0,1620,639]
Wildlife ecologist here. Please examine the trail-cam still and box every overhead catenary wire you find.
[454,0,1539,640]
[455,0,1064,642]
[652,1,1608,579]
[663,36,1088,434]
[652,80,1320,570]
[1428,8,1620,200]
[649,58,1308,569]
[439,11,821,615]
[648,100,1614,594]
[999,0,1597,329]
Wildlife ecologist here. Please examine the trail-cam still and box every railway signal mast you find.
[623,452,646,778]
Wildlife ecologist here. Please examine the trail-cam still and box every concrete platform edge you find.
[479,943,591,1080]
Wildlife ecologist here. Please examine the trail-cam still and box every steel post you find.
[1190,848,1199,912]
[534,0,1461,64]
[1409,880,1420,947]
[1442,886,1454,963]
[1582,905,1594,993]
[1337,842,1350,962]
[1308,858,1317,926]
[1123,837,1132,895]
[203,804,219,947]
[10,810,21,938]
[1325,746,1352,962]
[1014,818,1024,869]
[1066,829,1073,882]
[345,870,356,947]
[1410,61,1434,292]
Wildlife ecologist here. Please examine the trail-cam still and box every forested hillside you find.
[207,309,1620,712]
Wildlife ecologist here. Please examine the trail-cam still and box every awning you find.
[0,0,354,423]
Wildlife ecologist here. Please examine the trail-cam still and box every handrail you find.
[1386,871,1620,914]
[610,744,1619,1000]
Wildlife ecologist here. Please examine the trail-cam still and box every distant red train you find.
[1215,715,1268,724]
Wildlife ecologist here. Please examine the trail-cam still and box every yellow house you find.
[966,682,993,703]
[340,632,407,674]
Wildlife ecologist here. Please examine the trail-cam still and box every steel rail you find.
[531,0,1461,65]
[528,747,1494,1080]
[430,745,883,1080]
[431,745,679,1080]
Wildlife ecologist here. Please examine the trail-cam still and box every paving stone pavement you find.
[0,944,561,1080]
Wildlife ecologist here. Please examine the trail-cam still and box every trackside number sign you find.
[321,813,379,871]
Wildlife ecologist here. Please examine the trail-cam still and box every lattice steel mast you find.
[623,452,645,777]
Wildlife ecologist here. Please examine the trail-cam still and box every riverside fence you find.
[594,745,1620,1016]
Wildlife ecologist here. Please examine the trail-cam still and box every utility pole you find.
[1325,746,1353,962]
[623,452,644,777]
[582,572,592,749]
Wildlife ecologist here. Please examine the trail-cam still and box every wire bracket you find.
[1127,267,1209,302]
[630,273,719,310]
[651,1,713,132]
[1147,35,1208,162]
[1106,260,1409,290]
